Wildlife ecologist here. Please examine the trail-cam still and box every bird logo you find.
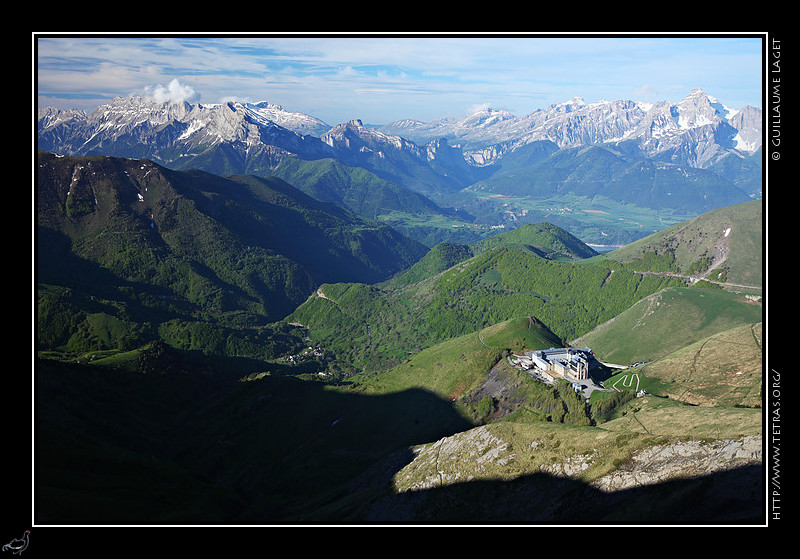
[2,531,29,555]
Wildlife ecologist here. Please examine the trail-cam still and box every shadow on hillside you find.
[355,463,764,525]
[34,358,471,524]
[33,358,764,526]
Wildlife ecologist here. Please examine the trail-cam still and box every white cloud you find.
[466,103,493,114]
[144,79,198,104]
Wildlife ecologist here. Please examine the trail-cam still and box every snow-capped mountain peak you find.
[37,94,334,169]
[38,87,761,186]
[321,119,422,156]
[377,88,760,168]
[559,96,586,108]
[241,101,331,136]
[674,87,728,129]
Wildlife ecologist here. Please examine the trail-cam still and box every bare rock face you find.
[392,426,515,492]
[592,435,762,492]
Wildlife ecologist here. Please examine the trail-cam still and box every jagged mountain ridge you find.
[38,98,335,176]
[38,88,761,216]
[38,87,760,175]
[38,99,481,198]
[379,88,762,170]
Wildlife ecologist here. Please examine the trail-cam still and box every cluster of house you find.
[283,346,326,364]
[510,347,593,384]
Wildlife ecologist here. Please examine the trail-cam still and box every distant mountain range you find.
[379,89,761,170]
[38,89,762,223]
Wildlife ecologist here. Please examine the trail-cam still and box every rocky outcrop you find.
[358,425,763,523]
[394,425,761,494]
[392,426,515,492]
[593,435,762,492]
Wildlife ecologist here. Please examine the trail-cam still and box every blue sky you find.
[35,34,765,125]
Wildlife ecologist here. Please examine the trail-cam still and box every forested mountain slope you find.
[36,152,426,357]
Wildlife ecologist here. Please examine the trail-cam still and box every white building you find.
[521,347,592,381]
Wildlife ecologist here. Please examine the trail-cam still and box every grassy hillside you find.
[597,200,763,288]
[391,221,597,287]
[599,394,761,438]
[392,242,475,286]
[349,317,562,398]
[289,198,762,378]
[289,245,682,375]
[420,246,682,342]
[349,326,505,401]
[361,308,763,523]
[471,222,599,260]
[479,316,564,352]
[601,322,763,408]
[572,287,763,365]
